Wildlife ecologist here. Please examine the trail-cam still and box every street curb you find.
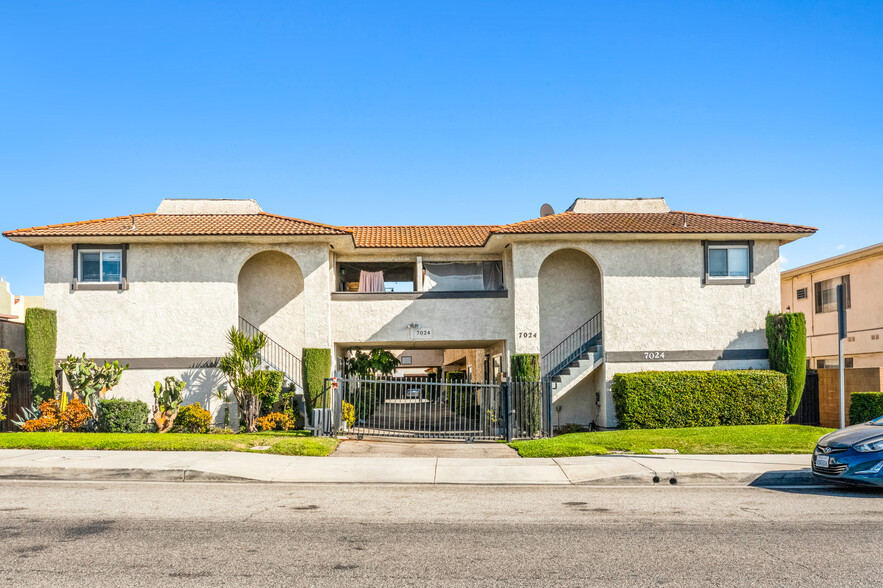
[574,470,820,487]
[0,466,824,486]
[0,467,252,483]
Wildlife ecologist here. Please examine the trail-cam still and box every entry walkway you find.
[0,449,819,486]
[331,437,519,458]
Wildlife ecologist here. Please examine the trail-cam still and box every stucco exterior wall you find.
[38,233,782,428]
[511,238,779,427]
[43,240,332,398]
[330,297,512,347]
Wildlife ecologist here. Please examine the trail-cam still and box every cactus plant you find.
[152,376,186,433]
[60,353,129,415]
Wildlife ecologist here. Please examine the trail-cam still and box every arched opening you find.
[539,248,603,429]
[237,250,304,353]
[538,248,602,358]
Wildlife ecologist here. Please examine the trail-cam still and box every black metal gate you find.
[336,376,550,441]
[791,370,820,426]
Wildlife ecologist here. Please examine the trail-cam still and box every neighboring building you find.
[0,276,43,324]
[4,197,814,430]
[781,242,883,370]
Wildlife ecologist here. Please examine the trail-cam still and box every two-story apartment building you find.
[4,197,815,430]
[781,242,883,370]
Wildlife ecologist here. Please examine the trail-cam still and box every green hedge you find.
[849,392,883,425]
[24,308,57,402]
[302,348,331,413]
[97,398,149,433]
[765,312,807,416]
[510,354,542,436]
[612,370,787,429]
[510,354,540,381]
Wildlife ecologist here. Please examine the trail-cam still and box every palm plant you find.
[218,328,273,433]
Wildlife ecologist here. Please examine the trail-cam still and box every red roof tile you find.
[3,213,350,237]
[343,225,497,248]
[4,209,815,246]
[495,211,816,235]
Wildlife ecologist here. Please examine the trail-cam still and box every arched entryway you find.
[237,250,305,353]
[538,248,602,358]
[538,248,603,429]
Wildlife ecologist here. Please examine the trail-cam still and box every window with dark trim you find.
[702,240,754,285]
[814,275,850,314]
[72,244,129,291]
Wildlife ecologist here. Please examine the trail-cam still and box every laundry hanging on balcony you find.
[358,270,385,292]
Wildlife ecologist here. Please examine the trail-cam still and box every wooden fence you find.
[1,371,34,432]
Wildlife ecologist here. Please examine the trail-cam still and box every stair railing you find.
[541,311,602,379]
[238,316,303,392]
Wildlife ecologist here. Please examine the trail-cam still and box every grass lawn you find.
[0,431,338,457]
[509,424,834,458]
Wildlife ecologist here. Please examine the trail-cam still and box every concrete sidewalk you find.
[0,449,820,486]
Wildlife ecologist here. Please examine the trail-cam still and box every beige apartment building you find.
[781,242,883,370]
[5,197,814,431]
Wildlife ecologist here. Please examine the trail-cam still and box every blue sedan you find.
[812,415,883,487]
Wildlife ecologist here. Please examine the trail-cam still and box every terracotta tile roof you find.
[494,211,816,235]
[3,213,350,237]
[4,209,815,246]
[344,225,498,248]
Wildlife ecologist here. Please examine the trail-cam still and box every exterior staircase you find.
[238,316,304,394]
[542,311,603,402]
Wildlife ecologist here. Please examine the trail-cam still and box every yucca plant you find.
[218,328,273,433]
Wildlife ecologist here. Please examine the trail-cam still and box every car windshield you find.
[872,416,883,426]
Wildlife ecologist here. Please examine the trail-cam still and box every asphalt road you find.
[0,481,881,587]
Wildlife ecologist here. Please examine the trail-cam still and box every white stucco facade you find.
[7,197,814,429]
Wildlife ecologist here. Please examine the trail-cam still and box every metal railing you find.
[238,316,303,392]
[541,311,602,378]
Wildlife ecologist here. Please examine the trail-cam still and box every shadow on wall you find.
[710,329,770,370]
[181,363,225,412]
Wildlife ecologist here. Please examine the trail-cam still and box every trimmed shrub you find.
[260,370,284,412]
[612,370,788,429]
[765,312,807,416]
[849,392,883,425]
[22,398,91,432]
[302,348,331,413]
[511,354,542,436]
[24,308,57,402]
[255,411,294,431]
[97,398,149,433]
[173,402,213,433]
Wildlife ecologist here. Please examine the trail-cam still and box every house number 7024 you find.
[644,351,665,359]
[518,332,537,338]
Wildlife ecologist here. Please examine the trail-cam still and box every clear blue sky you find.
[2,1,881,295]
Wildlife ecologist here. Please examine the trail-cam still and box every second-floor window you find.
[814,275,850,313]
[79,249,122,283]
[708,245,749,279]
